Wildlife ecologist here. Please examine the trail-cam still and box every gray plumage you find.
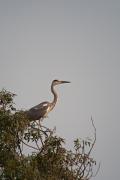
[26,79,70,120]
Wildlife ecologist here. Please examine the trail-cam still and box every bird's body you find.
[26,79,70,120]
[27,101,50,120]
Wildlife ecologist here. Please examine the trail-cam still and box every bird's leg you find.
[38,119,42,128]
[43,115,49,118]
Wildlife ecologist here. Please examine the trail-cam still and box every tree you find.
[0,89,99,180]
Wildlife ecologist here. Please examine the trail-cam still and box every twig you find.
[88,116,96,156]
[21,139,39,151]
[35,139,41,151]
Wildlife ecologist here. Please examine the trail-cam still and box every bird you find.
[26,79,70,121]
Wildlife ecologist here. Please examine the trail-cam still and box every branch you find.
[88,116,96,156]
[35,139,41,151]
[21,139,39,151]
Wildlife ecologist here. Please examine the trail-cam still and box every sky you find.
[0,0,120,179]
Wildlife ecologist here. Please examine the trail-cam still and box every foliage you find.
[0,89,98,180]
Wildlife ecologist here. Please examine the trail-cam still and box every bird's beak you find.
[60,81,71,84]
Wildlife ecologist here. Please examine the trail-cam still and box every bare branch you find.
[88,116,96,156]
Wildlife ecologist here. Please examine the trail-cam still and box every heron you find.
[26,79,70,120]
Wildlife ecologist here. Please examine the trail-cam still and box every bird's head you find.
[52,79,70,86]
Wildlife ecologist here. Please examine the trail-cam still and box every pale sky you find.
[0,1,120,179]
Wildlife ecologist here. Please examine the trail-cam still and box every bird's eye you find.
[53,79,59,82]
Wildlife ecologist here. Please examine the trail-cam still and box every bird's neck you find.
[51,85,58,106]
